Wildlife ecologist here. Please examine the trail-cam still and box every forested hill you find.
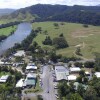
[1,4,100,25]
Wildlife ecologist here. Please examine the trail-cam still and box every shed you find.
[95,72,100,78]
[0,75,9,83]
[70,67,81,73]
[67,75,77,81]
[16,79,24,88]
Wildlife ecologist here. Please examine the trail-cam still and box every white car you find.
[54,86,58,89]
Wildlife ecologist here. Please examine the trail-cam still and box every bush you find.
[84,61,95,68]
[74,62,83,68]
[42,36,52,45]
[83,24,88,28]
[53,37,68,49]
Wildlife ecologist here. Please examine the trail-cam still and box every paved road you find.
[41,65,56,100]
[21,65,56,100]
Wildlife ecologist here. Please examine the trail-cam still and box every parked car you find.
[54,86,58,89]
[55,94,59,99]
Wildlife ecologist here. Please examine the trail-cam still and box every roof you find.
[55,66,69,81]
[27,73,37,78]
[26,65,37,70]
[0,75,9,83]
[95,72,100,78]
[28,63,35,66]
[16,79,24,88]
[0,61,4,65]
[56,73,67,81]
[26,79,36,86]
[14,50,25,57]
[70,67,81,72]
[55,66,69,74]
[85,71,90,75]
[67,75,77,81]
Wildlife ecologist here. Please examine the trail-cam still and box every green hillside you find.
[32,21,100,58]
[0,12,36,23]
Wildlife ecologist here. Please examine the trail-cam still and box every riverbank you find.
[0,25,17,42]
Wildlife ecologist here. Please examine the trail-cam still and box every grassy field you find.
[0,26,17,36]
[32,21,100,59]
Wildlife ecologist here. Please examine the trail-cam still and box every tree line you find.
[0,21,21,29]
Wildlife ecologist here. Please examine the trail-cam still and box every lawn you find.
[32,21,100,59]
[0,71,11,77]
[0,25,17,36]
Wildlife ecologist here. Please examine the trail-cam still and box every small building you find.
[95,72,100,78]
[16,79,24,88]
[70,67,81,74]
[0,75,9,83]
[26,63,37,72]
[55,66,69,81]
[85,71,90,76]
[14,50,25,57]
[67,75,77,81]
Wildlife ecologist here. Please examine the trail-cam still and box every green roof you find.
[26,79,36,86]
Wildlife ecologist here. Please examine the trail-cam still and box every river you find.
[0,23,32,55]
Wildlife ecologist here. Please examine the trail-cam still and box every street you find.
[41,65,56,100]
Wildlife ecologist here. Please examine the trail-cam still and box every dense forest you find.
[1,4,100,25]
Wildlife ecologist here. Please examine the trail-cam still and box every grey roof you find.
[55,66,69,81]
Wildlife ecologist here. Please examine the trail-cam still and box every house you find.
[95,72,100,78]
[26,63,37,72]
[70,67,81,74]
[55,66,69,81]
[0,75,9,83]
[23,73,37,87]
[16,73,37,88]
[14,50,25,57]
